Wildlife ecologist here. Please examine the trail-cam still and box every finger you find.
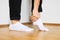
[30,17,38,22]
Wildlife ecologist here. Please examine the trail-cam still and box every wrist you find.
[33,8,38,11]
[33,9,38,13]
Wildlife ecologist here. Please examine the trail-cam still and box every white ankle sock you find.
[33,18,49,31]
[9,22,34,32]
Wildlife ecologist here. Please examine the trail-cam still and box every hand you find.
[32,10,40,19]
[30,15,38,22]
[30,10,40,22]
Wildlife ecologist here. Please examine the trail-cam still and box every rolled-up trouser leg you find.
[32,0,42,12]
[9,0,22,20]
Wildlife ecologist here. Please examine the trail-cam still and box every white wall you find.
[0,0,60,25]
[0,0,9,25]
[41,0,60,24]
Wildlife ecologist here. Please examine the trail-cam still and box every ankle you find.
[10,20,20,24]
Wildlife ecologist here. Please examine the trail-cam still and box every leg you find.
[9,0,34,32]
[30,0,49,31]
[9,0,21,24]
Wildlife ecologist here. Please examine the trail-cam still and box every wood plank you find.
[0,23,60,40]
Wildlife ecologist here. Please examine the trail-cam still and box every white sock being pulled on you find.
[9,22,34,32]
[33,18,49,31]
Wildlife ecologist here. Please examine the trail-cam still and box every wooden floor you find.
[0,24,60,40]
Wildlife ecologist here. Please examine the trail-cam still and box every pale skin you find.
[11,0,40,24]
[30,0,40,22]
